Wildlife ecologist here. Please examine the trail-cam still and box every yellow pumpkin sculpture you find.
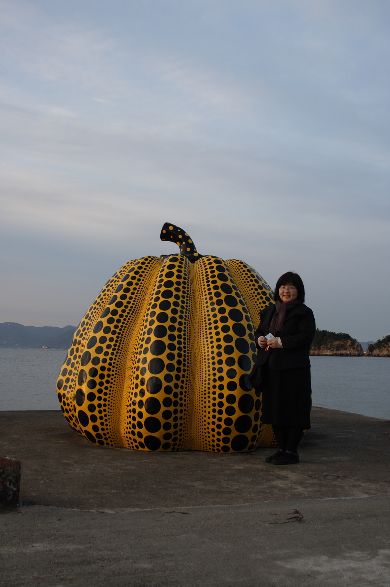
[56,223,274,452]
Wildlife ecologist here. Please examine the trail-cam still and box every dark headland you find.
[1,408,390,586]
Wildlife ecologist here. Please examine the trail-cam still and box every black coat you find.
[252,302,316,428]
[254,303,316,370]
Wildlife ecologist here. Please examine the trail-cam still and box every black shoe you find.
[273,451,300,465]
[265,450,285,463]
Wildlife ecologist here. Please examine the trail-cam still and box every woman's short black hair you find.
[274,271,305,303]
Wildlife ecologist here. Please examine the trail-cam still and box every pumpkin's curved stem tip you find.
[160,222,201,262]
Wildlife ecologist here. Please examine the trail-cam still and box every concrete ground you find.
[1,407,390,586]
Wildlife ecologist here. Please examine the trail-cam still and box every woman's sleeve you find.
[280,308,316,350]
[254,304,272,342]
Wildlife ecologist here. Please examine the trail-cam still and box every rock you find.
[367,335,390,357]
[311,330,363,356]
[0,456,21,507]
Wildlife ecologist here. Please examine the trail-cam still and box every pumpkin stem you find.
[160,223,201,262]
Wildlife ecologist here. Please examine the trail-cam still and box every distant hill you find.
[311,329,363,356]
[367,335,390,357]
[0,322,76,349]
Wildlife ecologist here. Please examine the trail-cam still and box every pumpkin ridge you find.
[56,258,141,435]
[90,255,161,447]
[124,254,192,451]
[116,257,163,447]
[190,256,259,452]
[59,256,161,446]
[225,259,275,448]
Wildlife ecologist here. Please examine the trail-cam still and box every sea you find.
[0,348,389,420]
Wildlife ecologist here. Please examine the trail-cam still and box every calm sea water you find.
[0,349,389,419]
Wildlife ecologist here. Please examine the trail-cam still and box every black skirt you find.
[259,363,312,428]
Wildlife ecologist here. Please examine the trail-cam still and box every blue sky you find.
[1,0,389,341]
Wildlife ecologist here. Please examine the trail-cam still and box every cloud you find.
[0,0,390,338]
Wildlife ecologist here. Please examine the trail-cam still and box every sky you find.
[1,0,389,341]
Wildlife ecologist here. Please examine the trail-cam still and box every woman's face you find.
[279,282,298,303]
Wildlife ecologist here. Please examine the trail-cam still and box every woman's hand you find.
[258,336,268,348]
[266,337,283,349]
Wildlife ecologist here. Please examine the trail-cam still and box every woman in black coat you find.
[253,271,315,465]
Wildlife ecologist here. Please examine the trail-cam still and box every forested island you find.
[0,322,389,356]
[310,329,364,356]
[366,335,390,357]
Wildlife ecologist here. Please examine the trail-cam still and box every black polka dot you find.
[232,323,246,337]
[150,340,166,356]
[81,351,91,366]
[145,397,161,415]
[144,436,161,451]
[78,369,87,385]
[75,389,85,406]
[87,336,97,349]
[84,431,96,443]
[238,394,255,414]
[224,295,238,307]
[227,381,237,391]
[221,284,232,294]
[229,309,243,322]
[93,321,103,333]
[235,338,249,353]
[240,374,253,391]
[234,415,252,433]
[149,358,165,374]
[145,417,161,433]
[78,410,89,427]
[146,377,162,394]
[231,435,249,451]
[156,312,169,323]
[238,355,251,371]
[154,325,167,338]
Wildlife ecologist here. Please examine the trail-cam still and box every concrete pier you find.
[1,408,390,586]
